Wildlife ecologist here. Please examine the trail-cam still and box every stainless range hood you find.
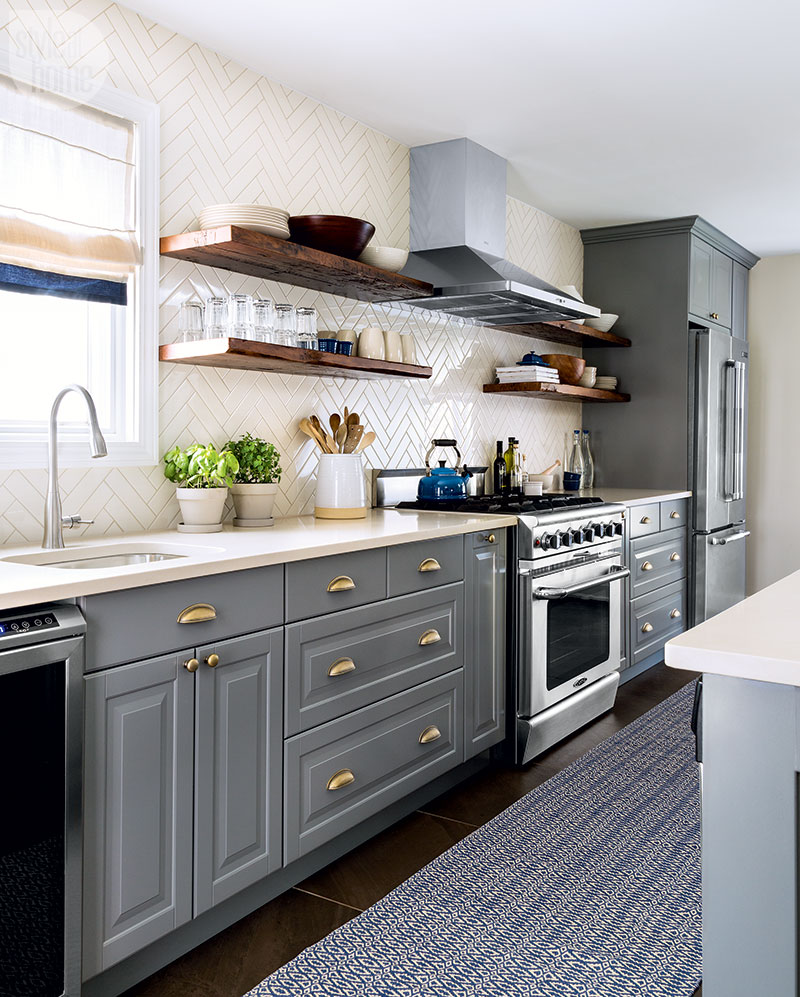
[399,139,599,326]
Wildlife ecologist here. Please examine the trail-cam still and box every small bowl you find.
[358,245,409,272]
[578,366,597,388]
[288,215,375,259]
[317,338,338,353]
[336,340,353,356]
[528,472,555,492]
[563,471,582,491]
[540,354,586,386]
[585,313,619,333]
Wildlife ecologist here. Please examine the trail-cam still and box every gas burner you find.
[396,493,607,515]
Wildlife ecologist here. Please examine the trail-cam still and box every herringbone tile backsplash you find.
[0,0,586,544]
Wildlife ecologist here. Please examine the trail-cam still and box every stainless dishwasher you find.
[0,604,85,996]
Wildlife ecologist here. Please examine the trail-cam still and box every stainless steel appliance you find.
[692,328,749,621]
[0,603,85,996]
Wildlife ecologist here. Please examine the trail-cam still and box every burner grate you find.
[395,494,606,515]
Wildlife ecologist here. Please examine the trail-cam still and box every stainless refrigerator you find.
[691,327,750,622]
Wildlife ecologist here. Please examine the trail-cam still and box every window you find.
[0,52,158,467]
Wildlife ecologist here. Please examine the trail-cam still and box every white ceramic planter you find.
[176,486,228,531]
[230,482,278,526]
[315,454,367,519]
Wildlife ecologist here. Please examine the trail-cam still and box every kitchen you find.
[0,2,796,996]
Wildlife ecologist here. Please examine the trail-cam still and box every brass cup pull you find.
[642,561,654,571]
[327,769,355,791]
[205,653,219,668]
[328,657,356,677]
[640,516,652,524]
[711,312,719,320]
[486,533,496,543]
[183,657,199,673]
[670,552,681,562]
[418,629,442,646]
[327,575,356,593]
[670,511,681,519]
[641,622,654,633]
[670,609,682,619]
[418,558,442,573]
[177,603,217,624]
[419,725,441,744]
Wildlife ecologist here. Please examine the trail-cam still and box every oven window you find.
[546,589,610,690]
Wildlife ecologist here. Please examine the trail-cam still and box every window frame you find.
[0,50,159,469]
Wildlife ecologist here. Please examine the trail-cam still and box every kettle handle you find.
[424,439,464,475]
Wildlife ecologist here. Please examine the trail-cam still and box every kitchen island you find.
[666,572,800,997]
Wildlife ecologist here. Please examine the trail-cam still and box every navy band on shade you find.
[0,264,127,306]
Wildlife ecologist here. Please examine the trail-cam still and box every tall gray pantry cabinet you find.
[78,529,507,993]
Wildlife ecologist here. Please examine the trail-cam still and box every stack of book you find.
[495,365,560,385]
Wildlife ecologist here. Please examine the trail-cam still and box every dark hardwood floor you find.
[122,663,701,997]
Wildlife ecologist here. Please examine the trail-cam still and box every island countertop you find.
[0,509,516,612]
[666,568,800,687]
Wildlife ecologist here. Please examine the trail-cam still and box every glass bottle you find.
[581,429,595,489]
[520,453,529,484]
[569,428,585,477]
[503,437,517,481]
[509,443,522,495]
[492,440,507,495]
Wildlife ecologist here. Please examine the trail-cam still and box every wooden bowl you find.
[288,215,375,259]
[540,354,586,385]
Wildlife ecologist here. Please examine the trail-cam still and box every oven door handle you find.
[531,565,630,600]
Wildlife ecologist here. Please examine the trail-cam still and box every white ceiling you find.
[123,0,800,256]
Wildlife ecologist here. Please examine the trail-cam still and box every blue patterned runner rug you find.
[247,680,701,996]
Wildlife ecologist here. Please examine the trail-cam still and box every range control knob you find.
[581,525,596,542]
[613,521,624,536]
[560,530,574,547]
[570,528,583,545]
[542,532,561,550]
[602,522,615,538]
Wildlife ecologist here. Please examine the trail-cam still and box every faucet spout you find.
[43,385,108,550]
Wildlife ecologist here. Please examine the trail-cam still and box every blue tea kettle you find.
[417,439,471,501]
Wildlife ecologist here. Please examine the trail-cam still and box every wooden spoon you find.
[299,418,328,452]
[329,412,341,437]
[343,424,364,453]
[310,414,335,453]
[355,430,376,453]
[346,412,359,428]
[335,423,348,453]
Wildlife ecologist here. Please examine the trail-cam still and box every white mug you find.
[401,332,418,364]
[357,327,385,360]
[315,454,367,519]
[383,328,403,363]
[337,328,357,347]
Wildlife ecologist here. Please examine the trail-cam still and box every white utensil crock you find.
[315,453,367,519]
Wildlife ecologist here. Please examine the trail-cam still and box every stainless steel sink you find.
[3,542,221,569]
[48,551,185,570]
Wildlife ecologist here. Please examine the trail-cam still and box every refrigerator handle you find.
[734,360,746,502]
[723,360,746,502]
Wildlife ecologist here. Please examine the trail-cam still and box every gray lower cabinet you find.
[464,529,506,757]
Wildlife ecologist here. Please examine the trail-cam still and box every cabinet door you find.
[711,249,733,327]
[464,529,506,758]
[732,261,748,340]
[690,237,714,320]
[194,630,283,915]
[83,652,194,977]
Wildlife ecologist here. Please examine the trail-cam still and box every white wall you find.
[746,254,800,593]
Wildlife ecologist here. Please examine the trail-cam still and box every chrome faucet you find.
[43,385,108,550]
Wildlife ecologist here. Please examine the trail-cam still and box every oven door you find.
[519,553,628,716]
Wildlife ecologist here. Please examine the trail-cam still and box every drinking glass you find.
[203,297,229,338]
[178,301,204,342]
[229,293,255,339]
[296,307,318,350]
[273,303,296,346]
[253,299,274,342]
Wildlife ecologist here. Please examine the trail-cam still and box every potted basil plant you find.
[225,433,282,526]
[163,443,239,532]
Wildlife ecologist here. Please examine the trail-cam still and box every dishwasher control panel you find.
[0,612,59,637]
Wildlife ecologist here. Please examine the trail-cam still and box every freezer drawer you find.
[693,527,749,623]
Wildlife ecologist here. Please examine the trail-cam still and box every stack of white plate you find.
[595,376,618,391]
[197,203,290,239]
[496,365,559,384]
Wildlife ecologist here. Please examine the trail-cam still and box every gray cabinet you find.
[464,529,506,757]
[387,535,464,596]
[690,237,732,327]
[83,652,194,977]
[194,630,283,915]
[285,548,387,622]
[732,260,748,340]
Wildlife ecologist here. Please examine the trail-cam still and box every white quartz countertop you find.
[0,509,516,612]
[666,569,800,686]
[585,488,692,507]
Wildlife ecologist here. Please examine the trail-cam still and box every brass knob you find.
[205,653,219,668]
[418,558,442,573]
[328,657,356,677]
[419,725,442,744]
[642,561,654,571]
[183,657,199,673]
[327,575,355,593]
[711,312,719,320]
[670,511,681,519]
[641,622,654,633]
[670,609,682,619]
[670,552,681,562]
[486,533,496,543]
[640,516,651,524]
[418,628,442,646]
[177,603,216,624]
[326,769,355,791]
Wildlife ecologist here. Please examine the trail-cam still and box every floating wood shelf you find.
[159,338,433,381]
[483,382,630,403]
[491,319,631,349]
[159,226,433,303]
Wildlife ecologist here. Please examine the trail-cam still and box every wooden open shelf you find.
[491,319,631,349]
[160,226,434,303]
[160,337,433,381]
[483,382,630,403]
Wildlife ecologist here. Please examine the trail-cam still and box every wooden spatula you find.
[343,424,364,453]
[355,430,376,453]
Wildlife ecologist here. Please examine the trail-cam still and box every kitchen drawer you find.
[285,584,463,735]
[629,503,661,539]
[630,526,687,597]
[80,566,284,671]
[285,547,387,623]
[660,498,688,531]
[284,670,462,862]
[387,535,464,597]
[630,580,686,666]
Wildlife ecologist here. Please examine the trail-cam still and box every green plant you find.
[163,443,239,489]
[225,433,282,484]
